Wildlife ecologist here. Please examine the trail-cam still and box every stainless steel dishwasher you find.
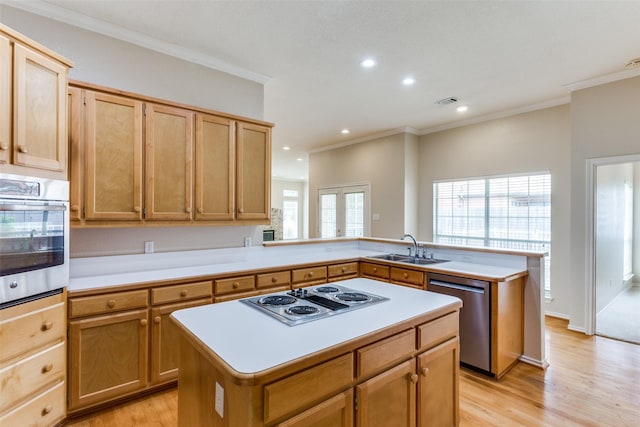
[427,272,491,374]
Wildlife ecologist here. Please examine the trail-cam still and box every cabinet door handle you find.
[42,405,53,416]
[70,204,80,212]
[134,206,141,213]
[422,367,430,376]
[238,208,244,214]
[18,145,28,153]
[42,363,54,373]
[197,207,204,213]
[180,290,188,297]
[154,316,161,324]
[140,319,148,326]
[41,321,53,331]
[409,373,419,384]
[185,207,192,213]
[107,299,116,308]
[0,143,8,150]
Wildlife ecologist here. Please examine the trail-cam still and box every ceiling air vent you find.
[625,58,640,69]
[434,97,458,106]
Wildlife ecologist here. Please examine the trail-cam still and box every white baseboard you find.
[567,323,587,334]
[545,311,570,320]
[519,355,549,370]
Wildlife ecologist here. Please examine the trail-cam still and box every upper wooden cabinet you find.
[69,82,272,226]
[0,24,73,179]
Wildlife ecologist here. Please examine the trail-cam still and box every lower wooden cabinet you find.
[0,291,66,426]
[277,389,354,427]
[68,308,149,411]
[418,338,459,427]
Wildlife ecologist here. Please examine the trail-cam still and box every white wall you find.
[595,163,634,312]
[570,75,640,331]
[1,6,267,258]
[418,105,572,317]
[635,163,640,284]
[309,131,412,239]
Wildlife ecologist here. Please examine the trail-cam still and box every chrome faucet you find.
[401,234,418,258]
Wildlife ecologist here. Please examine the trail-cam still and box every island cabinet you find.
[172,280,461,427]
[0,23,73,179]
[68,81,273,227]
[67,281,213,415]
[0,290,67,427]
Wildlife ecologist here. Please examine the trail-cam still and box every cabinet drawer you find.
[328,262,359,278]
[417,312,459,352]
[0,381,65,427]
[0,302,65,362]
[151,281,212,305]
[214,276,255,296]
[360,262,390,280]
[291,266,327,285]
[69,289,148,318]
[0,342,65,412]
[357,329,415,379]
[390,267,425,288]
[257,271,291,289]
[264,353,353,424]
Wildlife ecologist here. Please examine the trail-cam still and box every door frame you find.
[585,153,640,335]
[317,183,370,238]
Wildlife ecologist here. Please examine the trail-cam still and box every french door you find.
[318,185,369,238]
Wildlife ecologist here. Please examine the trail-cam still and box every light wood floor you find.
[65,317,640,426]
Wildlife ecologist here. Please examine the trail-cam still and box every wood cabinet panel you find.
[291,266,327,287]
[0,301,65,362]
[68,308,149,411]
[356,358,417,427]
[150,281,212,305]
[0,381,65,427]
[0,341,65,413]
[145,103,194,220]
[357,329,415,379]
[236,122,270,220]
[277,389,354,427]
[68,289,148,318]
[150,298,211,385]
[68,86,83,221]
[84,91,143,220]
[360,262,390,281]
[0,34,10,165]
[264,353,353,424]
[391,267,425,289]
[417,312,458,352]
[417,338,459,427]
[12,44,67,172]
[214,275,256,296]
[195,113,235,220]
[257,270,291,289]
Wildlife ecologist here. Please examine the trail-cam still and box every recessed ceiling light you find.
[402,77,415,86]
[341,129,350,134]
[296,158,303,162]
[456,105,469,113]
[283,146,291,150]
[361,58,376,68]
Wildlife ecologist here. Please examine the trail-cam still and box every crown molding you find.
[564,67,640,92]
[2,0,270,84]
[309,127,418,154]
[418,97,570,136]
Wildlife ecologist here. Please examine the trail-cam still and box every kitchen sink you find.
[368,253,449,265]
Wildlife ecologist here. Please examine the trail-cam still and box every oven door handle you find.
[0,204,67,211]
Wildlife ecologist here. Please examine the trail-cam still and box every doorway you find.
[318,184,369,238]
[590,157,639,344]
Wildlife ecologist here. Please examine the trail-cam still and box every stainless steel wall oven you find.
[0,173,69,308]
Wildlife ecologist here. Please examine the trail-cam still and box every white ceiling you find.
[8,1,640,180]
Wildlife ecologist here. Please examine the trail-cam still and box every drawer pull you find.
[233,282,239,289]
[308,271,314,277]
[271,276,278,283]
[42,363,54,373]
[140,319,148,326]
[180,290,188,297]
[422,367,430,376]
[373,267,378,273]
[342,267,347,273]
[404,273,409,279]
[42,405,53,416]
[107,299,116,308]
[154,316,161,324]
[41,321,53,331]
[410,373,419,384]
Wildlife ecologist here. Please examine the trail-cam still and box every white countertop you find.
[171,278,461,374]
[68,243,527,292]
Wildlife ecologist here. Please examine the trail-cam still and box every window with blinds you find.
[434,173,551,296]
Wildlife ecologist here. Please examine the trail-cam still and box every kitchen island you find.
[171,278,462,427]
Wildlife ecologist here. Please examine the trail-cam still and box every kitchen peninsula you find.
[171,278,462,426]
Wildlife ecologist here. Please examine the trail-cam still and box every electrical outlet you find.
[244,237,251,247]
[144,241,154,254]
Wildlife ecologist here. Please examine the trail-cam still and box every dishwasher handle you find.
[429,280,486,294]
